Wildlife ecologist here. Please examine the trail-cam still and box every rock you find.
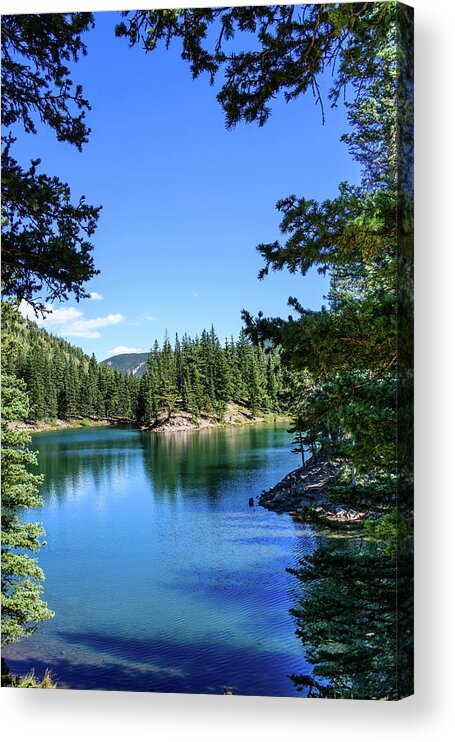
[248,497,254,507]
[258,457,344,516]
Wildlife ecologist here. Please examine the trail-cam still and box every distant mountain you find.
[101,352,149,377]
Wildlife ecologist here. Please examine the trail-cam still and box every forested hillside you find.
[4,314,296,425]
[3,313,137,421]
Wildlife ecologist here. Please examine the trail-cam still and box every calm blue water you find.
[3,424,317,695]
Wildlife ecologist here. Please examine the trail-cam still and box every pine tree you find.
[266,353,279,413]
[23,343,46,421]
[156,334,178,419]
[2,14,100,313]
[43,355,58,419]
[289,425,306,467]
[86,353,99,416]
[1,303,54,645]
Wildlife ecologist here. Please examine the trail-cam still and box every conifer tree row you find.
[5,315,296,425]
[3,313,139,422]
[137,326,297,424]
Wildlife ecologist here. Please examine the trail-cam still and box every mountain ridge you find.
[100,352,149,377]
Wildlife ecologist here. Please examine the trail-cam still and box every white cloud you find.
[43,306,83,324]
[20,301,82,324]
[146,315,159,321]
[72,314,124,331]
[106,346,143,357]
[89,292,103,301]
[191,292,199,297]
[19,301,124,339]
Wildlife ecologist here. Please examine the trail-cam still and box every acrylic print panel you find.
[1,3,414,699]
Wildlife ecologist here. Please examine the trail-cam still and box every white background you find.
[1,1,454,740]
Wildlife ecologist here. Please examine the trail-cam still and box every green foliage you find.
[0,5,413,693]
[1,659,56,688]
[365,507,412,558]
[324,468,398,510]
[1,302,54,646]
[116,4,396,129]
[289,536,413,699]
[289,424,306,466]
[238,3,413,513]
[1,137,101,310]
[3,310,141,423]
[5,313,294,427]
[1,13,100,312]
[1,13,94,146]
[137,327,294,424]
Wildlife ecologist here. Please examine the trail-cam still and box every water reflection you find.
[22,426,413,698]
[8,424,316,696]
[33,427,142,505]
[289,531,413,700]
[139,425,284,500]
[34,425,289,505]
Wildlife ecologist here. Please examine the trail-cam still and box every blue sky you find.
[16,10,360,360]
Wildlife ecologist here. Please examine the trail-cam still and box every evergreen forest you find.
[3,314,297,425]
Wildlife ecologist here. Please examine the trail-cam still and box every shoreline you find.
[141,408,291,434]
[9,418,120,434]
[11,412,291,436]
[258,455,374,526]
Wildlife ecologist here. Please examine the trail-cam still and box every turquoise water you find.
[3,424,316,695]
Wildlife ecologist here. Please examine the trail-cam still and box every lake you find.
[3,424,317,696]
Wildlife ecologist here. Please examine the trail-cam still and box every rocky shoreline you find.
[12,407,290,436]
[142,405,290,433]
[9,417,115,434]
[259,455,373,525]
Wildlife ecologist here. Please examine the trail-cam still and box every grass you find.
[1,662,57,688]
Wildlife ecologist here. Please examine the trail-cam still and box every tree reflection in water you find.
[289,532,413,700]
